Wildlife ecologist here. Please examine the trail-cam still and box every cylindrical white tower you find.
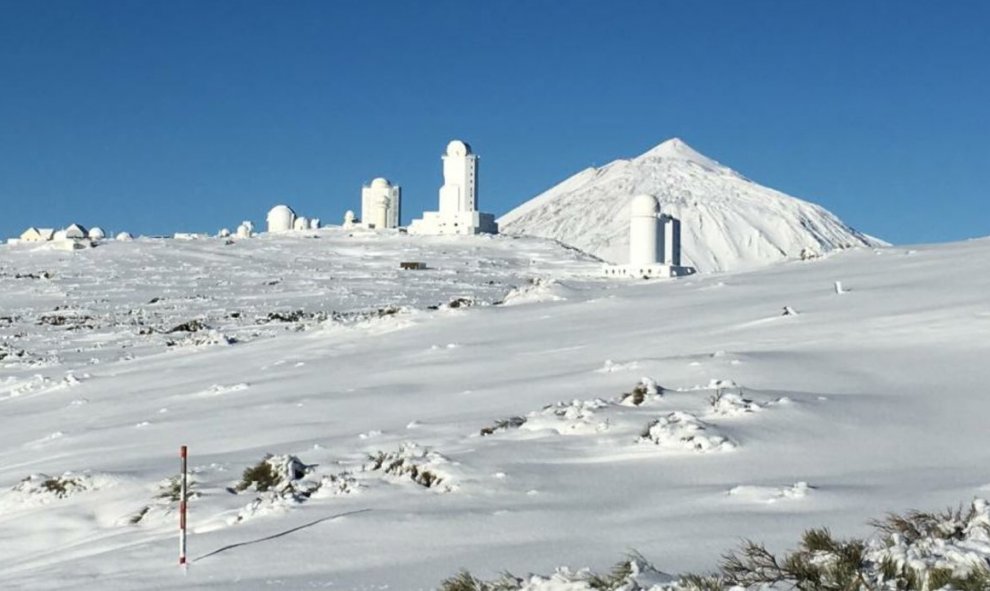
[629,194,660,266]
[439,140,477,215]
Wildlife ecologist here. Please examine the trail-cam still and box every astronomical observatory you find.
[267,205,296,233]
[603,194,691,279]
[361,178,401,229]
[408,140,498,235]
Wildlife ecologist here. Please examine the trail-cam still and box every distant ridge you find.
[498,138,884,273]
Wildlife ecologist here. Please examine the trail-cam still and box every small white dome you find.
[446,140,471,157]
[218,228,231,238]
[88,227,106,240]
[630,194,659,217]
[371,177,391,188]
[267,205,296,232]
[294,216,310,231]
[309,218,321,230]
[115,232,133,241]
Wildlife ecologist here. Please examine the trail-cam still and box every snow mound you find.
[310,471,363,498]
[708,390,764,416]
[639,411,735,453]
[365,443,458,492]
[228,455,320,524]
[499,278,569,306]
[522,398,612,435]
[498,138,884,273]
[0,472,119,512]
[727,481,813,504]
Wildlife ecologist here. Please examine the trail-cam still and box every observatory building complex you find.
[603,194,690,279]
[408,140,498,236]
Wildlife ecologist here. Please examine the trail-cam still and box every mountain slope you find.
[499,139,884,273]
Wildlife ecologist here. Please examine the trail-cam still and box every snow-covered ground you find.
[1,231,989,590]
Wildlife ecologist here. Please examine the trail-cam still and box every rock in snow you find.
[498,138,885,273]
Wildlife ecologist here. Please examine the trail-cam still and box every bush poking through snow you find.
[233,454,315,496]
[130,474,202,524]
[692,499,990,589]
[1,472,116,510]
[480,416,527,436]
[227,455,323,524]
[365,443,455,492]
[167,319,207,333]
[708,389,762,416]
[438,555,671,591]
[639,412,735,453]
[40,474,86,498]
[439,571,522,591]
[437,499,990,590]
[620,378,661,406]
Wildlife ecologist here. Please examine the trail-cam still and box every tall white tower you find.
[407,139,497,235]
[628,194,660,266]
[438,140,477,215]
[602,194,691,278]
[361,178,401,229]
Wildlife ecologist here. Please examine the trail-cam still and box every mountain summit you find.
[498,139,883,273]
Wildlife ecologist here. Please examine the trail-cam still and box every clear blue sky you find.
[1,1,987,244]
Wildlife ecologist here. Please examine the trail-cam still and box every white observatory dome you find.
[446,140,471,157]
[630,194,660,217]
[309,218,320,230]
[371,177,391,188]
[88,227,106,240]
[115,232,133,241]
[294,216,310,231]
[267,205,296,233]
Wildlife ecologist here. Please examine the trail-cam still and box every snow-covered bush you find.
[438,499,990,590]
[619,378,661,406]
[365,443,456,492]
[638,412,735,453]
[234,454,315,495]
[707,390,762,416]
[228,454,322,524]
[523,399,611,435]
[479,416,527,436]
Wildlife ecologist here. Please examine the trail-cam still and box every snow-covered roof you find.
[445,139,471,157]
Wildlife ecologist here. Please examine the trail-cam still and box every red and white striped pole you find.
[179,445,188,566]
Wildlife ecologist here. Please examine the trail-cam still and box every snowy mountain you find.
[499,139,884,273]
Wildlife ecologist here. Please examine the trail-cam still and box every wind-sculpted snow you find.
[0,235,989,590]
[499,138,884,273]
[0,229,599,374]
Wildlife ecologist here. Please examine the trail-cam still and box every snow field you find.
[0,234,989,588]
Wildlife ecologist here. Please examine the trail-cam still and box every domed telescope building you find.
[361,177,401,229]
[267,204,296,233]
